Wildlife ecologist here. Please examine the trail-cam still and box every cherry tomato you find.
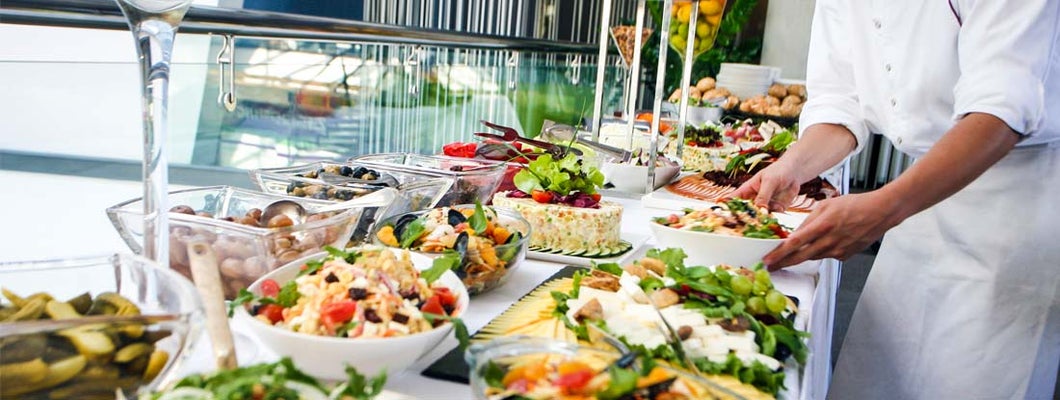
[769,224,790,238]
[531,190,554,204]
[432,287,458,309]
[421,295,445,316]
[257,304,284,324]
[589,193,602,202]
[260,279,281,298]
[321,300,357,323]
[554,370,594,391]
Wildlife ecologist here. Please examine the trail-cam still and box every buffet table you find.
[174,194,837,400]
[0,170,834,399]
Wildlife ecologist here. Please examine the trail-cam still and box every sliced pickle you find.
[99,292,141,316]
[57,329,115,359]
[65,292,93,314]
[0,355,88,397]
[73,362,121,382]
[45,300,83,320]
[143,349,170,381]
[0,306,16,320]
[4,297,46,322]
[0,357,49,385]
[0,334,48,363]
[1,287,26,307]
[114,343,154,364]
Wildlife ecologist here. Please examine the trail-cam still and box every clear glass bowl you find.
[370,205,531,295]
[249,161,454,214]
[348,153,508,206]
[465,336,745,400]
[0,254,202,398]
[106,186,385,299]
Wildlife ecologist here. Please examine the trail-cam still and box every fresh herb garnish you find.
[597,365,639,400]
[422,251,461,284]
[323,246,359,265]
[593,262,624,276]
[275,280,301,307]
[227,288,256,317]
[399,218,426,248]
[482,360,506,389]
[468,201,488,234]
[422,312,471,351]
[332,365,386,400]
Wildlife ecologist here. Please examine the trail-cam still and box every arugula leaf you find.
[482,360,506,389]
[593,262,624,276]
[598,365,639,400]
[422,252,461,284]
[333,365,386,400]
[399,218,426,248]
[276,280,301,307]
[299,258,324,277]
[227,288,256,317]
[323,246,359,265]
[422,313,471,351]
[768,324,811,364]
[762,130,795,152]
[468,201,488,234]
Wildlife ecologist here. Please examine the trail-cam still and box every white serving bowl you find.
[649,220,783,267]
[234,249,469,380]
[601,158,682,193]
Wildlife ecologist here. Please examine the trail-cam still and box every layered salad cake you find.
[492,153,631,257]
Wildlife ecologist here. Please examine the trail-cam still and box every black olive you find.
[392,313,410,324]
[400,289,419,300]
[339,165,354,176]
[442,303,455,315]
[348,287,368,300]
[286,182,298,194]
[352,166,369,178]
[324,273,339,283]
[313,191,329,200]
[747,208,757,218]
[364,308,382,323]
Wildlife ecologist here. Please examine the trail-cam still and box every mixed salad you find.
[480,352,705,400]
[150,357,386,400]
[231,247,465,340]
[551,248,809,396]
[508,152,606,208]
[653,198,791,239]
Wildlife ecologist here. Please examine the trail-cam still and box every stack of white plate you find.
[716,63,781,99]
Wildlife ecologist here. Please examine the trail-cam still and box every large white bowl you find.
[234,249,469,380]
[601,159,682,193]
[649,220,783,267]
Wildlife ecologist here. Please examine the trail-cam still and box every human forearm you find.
[774,123,858,184]
[876,113,1020,222]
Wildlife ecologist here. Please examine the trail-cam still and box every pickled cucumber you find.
[0,288,174,398]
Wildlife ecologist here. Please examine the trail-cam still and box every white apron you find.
[829,143,1060,400]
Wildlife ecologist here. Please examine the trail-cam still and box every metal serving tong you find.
[541,122,633,163]
[645,293,702,376]
[475,120,582,158]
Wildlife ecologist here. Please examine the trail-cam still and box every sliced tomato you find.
[432,287,458,309]
[257,304,284,324]
[321,300,357,324]
[421,295,445,316]
[443,142,478,158]
[769,224,790,238]
[260,279,281,298]
[531,190,554,204]
[554,370,594,391]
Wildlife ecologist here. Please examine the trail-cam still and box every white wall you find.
[760,0,816,80]
[0,0,218,164]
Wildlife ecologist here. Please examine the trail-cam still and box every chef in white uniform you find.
[732,0,1060,399]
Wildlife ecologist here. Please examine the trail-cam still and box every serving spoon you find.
[259,187,399,226]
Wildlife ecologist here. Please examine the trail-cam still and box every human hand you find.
[762,191,903,270]
[730,162,802,212]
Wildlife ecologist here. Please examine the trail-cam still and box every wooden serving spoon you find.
[187,241,238,370]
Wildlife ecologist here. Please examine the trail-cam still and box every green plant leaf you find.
[468,202,488,233]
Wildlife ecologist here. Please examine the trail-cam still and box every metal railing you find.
[0,0,600,53]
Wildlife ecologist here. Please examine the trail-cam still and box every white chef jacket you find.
[800,1,1060,399]
[799,0,1060,156]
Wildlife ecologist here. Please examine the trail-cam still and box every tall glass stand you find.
[115,0,192,264]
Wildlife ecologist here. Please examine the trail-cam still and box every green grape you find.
[747,296,767,315]
[765,290,787,314]
[752,280,769,296]
[677,23,689,39]
[730,275,752,297]
[754,269,772,287]
[696,20,710,38]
